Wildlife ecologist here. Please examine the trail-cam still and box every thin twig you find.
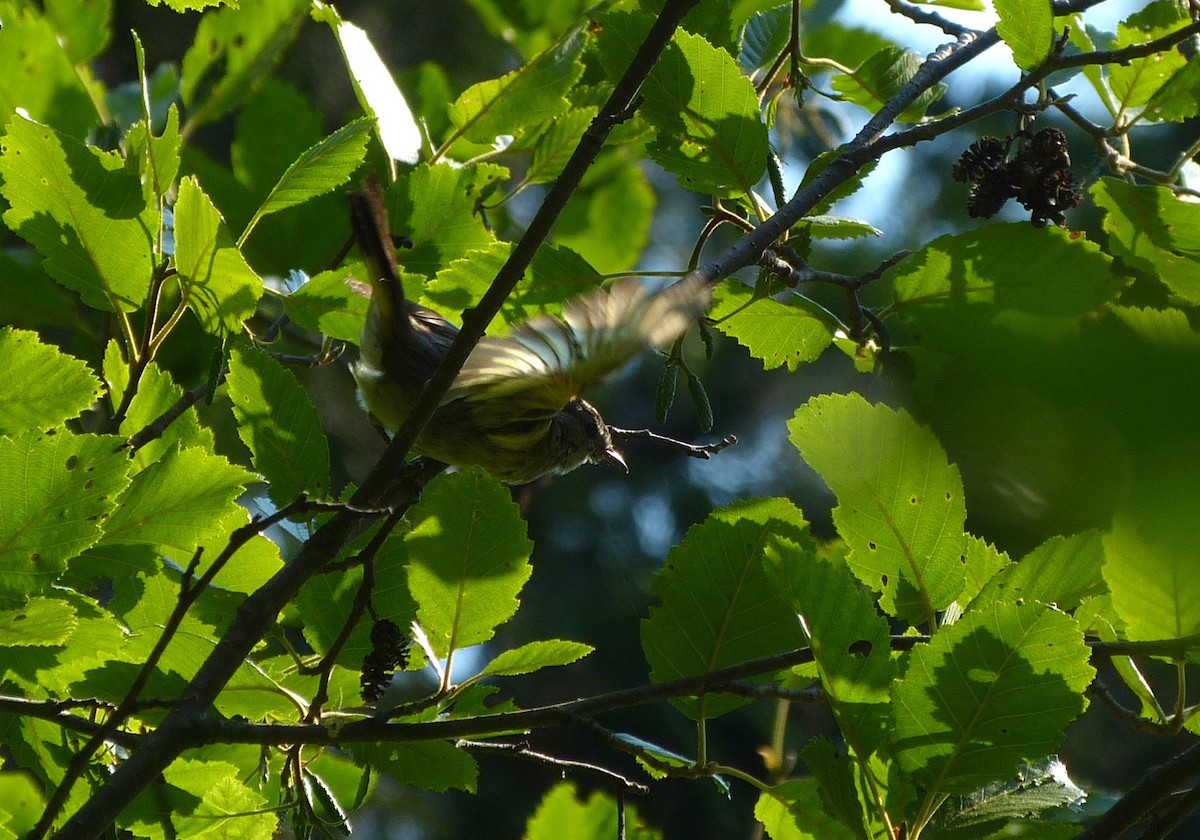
[607,427,738,460]
[456,739,650,793]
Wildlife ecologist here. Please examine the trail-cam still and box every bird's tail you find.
[348,175,409,344]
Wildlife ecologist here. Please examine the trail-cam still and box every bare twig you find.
[456,739,650,793]
[607,427,737,460]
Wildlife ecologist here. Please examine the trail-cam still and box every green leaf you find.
[99,445,254,557]
[994,0,1053,71]
[641,497,812,719]
[958,535,1010,606]
[0,328,102,437]
[1143,58,1200,122]
[831,46,946,123]
[0,772,44,837]
[43,0,112,64]
[756,779,858,840]
[350,740,477,793]
[241,117,373,242]
[179,0,309,131]
[421,241,599,329]
[890,223,1119,339]
[740,5,791,74]
[299,528,416,668]
[525,782,660,840]
[801,738,872,840]
[226,343,330,506]
[941,757,1087,830]
[0,597,77,647]
[554,151,655,273]
[797,215,882,241]
[1104,480,1200,643]
[284,269,370,343]
[173,176,264,335]
[113,357,216,471]
[599,14,767,196]
[525,107,598,185]
[447,27,586,145]
[710,282,835,372]
[126,106,183,205]
[788,394,967,624]
[973,531,1106,611]
[163,759,276,840]
[1108,0,1188,111]
[0,5,98,138]
[1092,178,1200,304]
[891,602,1094,794]
[329,15,423,164]
[403,469,533,658]
[764,538,897,755]
[476,639,593,679]
[386,163,506,277]
[0,250,76,332]
[0,115,157,312]
[0,430,131,604]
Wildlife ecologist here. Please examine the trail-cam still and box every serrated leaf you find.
[1143,58,1200,122]
[100,445,255,557]
[421,241,599,329]
[476,639,593,678]
[756,779,859,840]
[641,497,811,719]
[525,107,597,185]
[350,740,477,793]
[43,0,112,65]
[797,215,882,240]
[386,163,505,277]
[525,783,658,840]
[299,528,416,668]
[599,15,766,196]
[331,17,422,164]
[448,27,586,145]
[403,469,532,658]
[179,0,309,131]
[173,176,264,335]
[973,531,1105,611]
[942,757,1087,829]
[891,602,1094,794]
[1104,479,1200,643]
[958,535,1010,606]
[0,6,97,138]
[164,759,276,840]
[0,430,131,603]
[126,106,183,205]
[740,5,791,74]
[710,283,835,371]
[227,343,330,505]
[1108,0,1188,111]
[995,0,1053,71]
[0,772,44,837]
[0,598,77,647]
[830,46,946,123]
[114,358,216,471]
[0,116,157,312]
[801,739,871,840]
[0,329,102,437]
[890,223,1119,344]
[1092,178,1200,304]
[241,117,373,240]
[788,394,967,624]
[765,538,897,755]
[284,269,371,343]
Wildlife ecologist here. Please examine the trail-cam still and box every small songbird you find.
[347,180,710,485]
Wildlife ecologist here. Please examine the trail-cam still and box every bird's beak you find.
[604,445,629,473]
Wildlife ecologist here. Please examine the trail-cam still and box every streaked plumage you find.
[347,182,709,484]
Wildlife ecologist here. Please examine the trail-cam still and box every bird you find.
[347,180,710,485]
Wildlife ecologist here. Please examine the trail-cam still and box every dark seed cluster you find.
[360,619,411,704]
[953,128,1082,227]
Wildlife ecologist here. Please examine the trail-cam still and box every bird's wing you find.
[445,277,710,412]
